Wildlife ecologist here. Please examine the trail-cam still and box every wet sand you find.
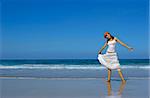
[0,77,149,98]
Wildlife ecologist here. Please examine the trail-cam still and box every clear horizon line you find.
[0,58,149,60]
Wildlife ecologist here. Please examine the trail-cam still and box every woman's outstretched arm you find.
[115,37,133,51]
[98,42,107,54]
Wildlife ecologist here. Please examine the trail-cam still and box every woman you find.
[98,32,133,82]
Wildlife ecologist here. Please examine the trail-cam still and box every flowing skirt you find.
[98,52,120,70]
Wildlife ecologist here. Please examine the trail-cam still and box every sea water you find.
[0,59,149,78]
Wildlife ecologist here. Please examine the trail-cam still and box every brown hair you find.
[106,32,114,43]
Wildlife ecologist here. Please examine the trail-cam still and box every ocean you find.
[0,59,149,79]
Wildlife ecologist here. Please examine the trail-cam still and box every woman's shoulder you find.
[114,37,118,41]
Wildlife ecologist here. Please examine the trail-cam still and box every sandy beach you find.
[1,0,149,97]
[0,77,149,98]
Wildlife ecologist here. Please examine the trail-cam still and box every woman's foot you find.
[107,80,111,82]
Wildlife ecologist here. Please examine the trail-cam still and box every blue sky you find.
[1,0,149,59]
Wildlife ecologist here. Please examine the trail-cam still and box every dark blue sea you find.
[0,59,149,78]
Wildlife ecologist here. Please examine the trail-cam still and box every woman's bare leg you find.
[118,69,126,82]
[107,68,111,82]
[107,81,112,96]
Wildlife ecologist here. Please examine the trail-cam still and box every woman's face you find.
[106,33,111,39]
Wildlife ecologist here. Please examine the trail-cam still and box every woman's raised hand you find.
[128,47,134,51]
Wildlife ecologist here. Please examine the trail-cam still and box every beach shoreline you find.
[0,76,150,80]
[0,59,149,98]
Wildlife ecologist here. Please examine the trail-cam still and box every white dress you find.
[98,37,120,70]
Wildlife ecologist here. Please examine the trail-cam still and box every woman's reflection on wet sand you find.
[101,78,126,97]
